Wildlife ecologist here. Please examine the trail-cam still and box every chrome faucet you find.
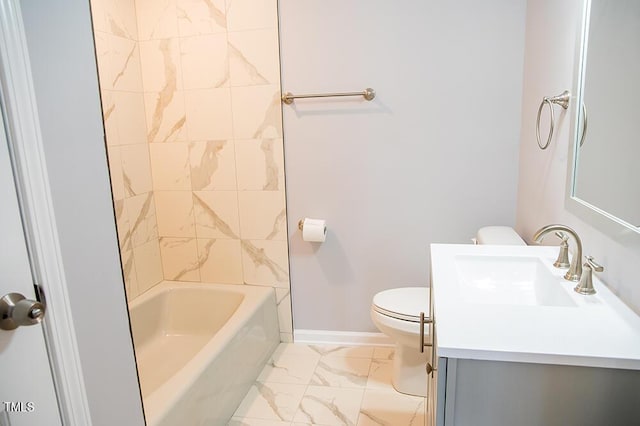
[533,224,582,282]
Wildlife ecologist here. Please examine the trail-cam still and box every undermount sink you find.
[455,255,577,307]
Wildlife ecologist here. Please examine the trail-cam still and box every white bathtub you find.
[129,281,280,426]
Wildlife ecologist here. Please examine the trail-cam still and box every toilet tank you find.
[476,226,526,245]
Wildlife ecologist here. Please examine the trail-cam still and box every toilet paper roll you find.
[300,218,327,242]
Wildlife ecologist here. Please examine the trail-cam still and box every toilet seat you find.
[372,287,430,323]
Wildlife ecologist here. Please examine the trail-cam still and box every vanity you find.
[427,244,640,426]
[424,0,640,422]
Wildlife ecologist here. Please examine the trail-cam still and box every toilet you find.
[371,287,430,396]
[370,226,525,397]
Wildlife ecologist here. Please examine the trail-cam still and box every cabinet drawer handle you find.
[419,312,432,353]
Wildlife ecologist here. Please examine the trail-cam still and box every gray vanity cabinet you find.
[428,356,640,426]
[428,244,640,426]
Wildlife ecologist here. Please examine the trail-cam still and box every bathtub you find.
[128,281,280,426]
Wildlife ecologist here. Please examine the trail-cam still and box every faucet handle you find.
[554,231,568,242]
[584,256,604,272]
[574,256,603,295]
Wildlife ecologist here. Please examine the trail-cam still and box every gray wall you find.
[516,0,640,314]
[19,0,145,424]
[280,0,528,332]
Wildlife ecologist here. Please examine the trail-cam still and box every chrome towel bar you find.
[282,88,375,105]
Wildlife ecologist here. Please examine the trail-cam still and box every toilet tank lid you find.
[476,226,526,246]
[373,287,430,320]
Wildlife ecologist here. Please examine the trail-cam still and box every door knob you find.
[0,292,46,330]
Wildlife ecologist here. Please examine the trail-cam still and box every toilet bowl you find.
[370,287,430,397]
[371,226,526,397]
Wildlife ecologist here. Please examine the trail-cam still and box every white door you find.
[0,109,61,425]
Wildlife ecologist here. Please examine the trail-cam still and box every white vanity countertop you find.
[430,244,640,370]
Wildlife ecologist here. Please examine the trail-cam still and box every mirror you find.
[571,0,640,232]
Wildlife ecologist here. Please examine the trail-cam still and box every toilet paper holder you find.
[298,218,327,242]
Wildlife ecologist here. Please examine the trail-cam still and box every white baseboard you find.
[293,329,394,346]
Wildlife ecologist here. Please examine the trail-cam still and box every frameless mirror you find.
[571,0,640,233]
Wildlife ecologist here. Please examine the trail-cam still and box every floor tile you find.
[293,386,365,425]
[372,347,394,361]
[233,382,307,422]
[234,343,428,426]
[272,343,323,361]
[309,345,375,359]
[228,418,292,426]
[366,359,394,391]
[311,357,371,388]
[357,388,426,426]
[258,353,320,384]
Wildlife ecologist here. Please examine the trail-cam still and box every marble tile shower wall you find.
[91,0,164,301]
[91,0,292,341]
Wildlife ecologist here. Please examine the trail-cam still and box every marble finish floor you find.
[230,344,426,426]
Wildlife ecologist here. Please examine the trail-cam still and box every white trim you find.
[0,1,92,425]
[294,329,394,346]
